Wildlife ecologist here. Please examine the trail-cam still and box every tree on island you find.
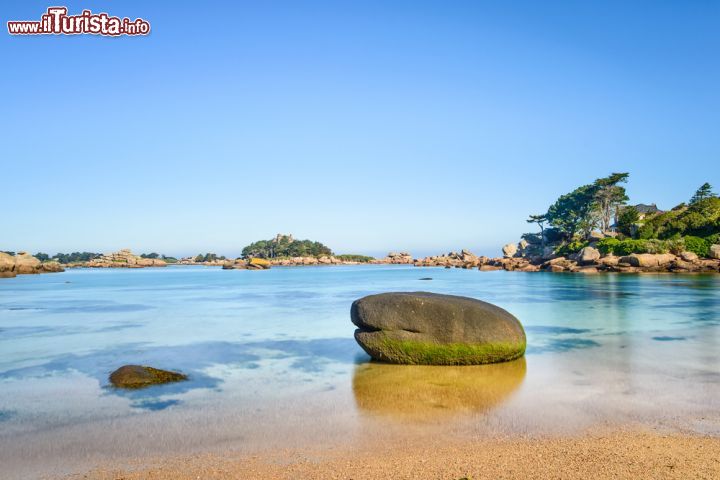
[51,252,101,264]
[594,172,629,232]
[543,173,630,239]
[241,234,332,259]
[526,214,548,247]
[690,183,715,205]
[546,184,599,239]
[194,253,226,262]
[616,206,640,237]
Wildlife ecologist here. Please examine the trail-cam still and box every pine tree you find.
[690,183,715,204]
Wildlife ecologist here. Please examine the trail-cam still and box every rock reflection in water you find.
[352,357,526,421]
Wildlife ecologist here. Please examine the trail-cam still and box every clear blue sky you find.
[2,1,718,258]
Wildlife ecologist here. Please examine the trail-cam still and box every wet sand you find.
[72,429,720,480]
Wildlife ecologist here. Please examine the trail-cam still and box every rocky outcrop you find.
[351,292,526,365]
[578,246,601,265]
[679,251,699,262]
[109,365,187,389]
[0,252,65,278]
[619,253,676,268]
[414,250,486,268]
[273,255,359,266]
[85,249,167,268]
[221,255,375,268]
[373,252,414,264]
[38,261,64,273]
[176,257,226,266]
[502,243,518,258]
[0,252,17,278]
[710,245,720,259]
[223,257,271,270]
[14,252,41,274]
[411,247,720,274]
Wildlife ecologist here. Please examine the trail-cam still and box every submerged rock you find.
[351,292,526,365]
[109,365,188,389]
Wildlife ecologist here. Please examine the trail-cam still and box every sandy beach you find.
[73,429,719,480]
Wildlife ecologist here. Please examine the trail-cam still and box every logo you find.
[7,7,150,36]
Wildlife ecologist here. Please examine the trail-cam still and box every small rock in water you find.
[109,365,188,389]
[351,292,526,365]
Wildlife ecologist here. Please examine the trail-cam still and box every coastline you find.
[73,428,720,480]
[4,244,719,277]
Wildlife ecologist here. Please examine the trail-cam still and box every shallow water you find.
[1,266,719,478]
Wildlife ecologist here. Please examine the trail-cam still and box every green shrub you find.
[644,239,669,254]
[683,236,710,257]
[556,241,588,256]
[595,238,666,256]
[665,237,686,255]
[616,239,648,256]
[596,238,620,255]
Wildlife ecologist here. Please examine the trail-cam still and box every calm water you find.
[1,266,719,478]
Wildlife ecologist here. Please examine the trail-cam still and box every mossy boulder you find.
[351,292,526,365]
[109,365,188,389]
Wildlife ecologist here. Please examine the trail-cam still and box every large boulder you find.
[680,251,699,262]
[39,261,65,273]
[109,365,187,389]
[351,292,526,365]
[0,252,15,276]
[247,257,271,269]
[620,253,676,268]
[14,252,41,274]
[136,257,167,267]
[382,252,414,264]
[710,245,720,259]
[502,243,518,258]
[578,246,601,265]
[597,255,620,267]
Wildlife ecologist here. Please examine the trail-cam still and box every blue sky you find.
[2,1,718,258]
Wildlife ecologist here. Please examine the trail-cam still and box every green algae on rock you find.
[109,365,188,389]
[351,292,526,365]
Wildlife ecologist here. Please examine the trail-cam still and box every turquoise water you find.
[1,266,719,478]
